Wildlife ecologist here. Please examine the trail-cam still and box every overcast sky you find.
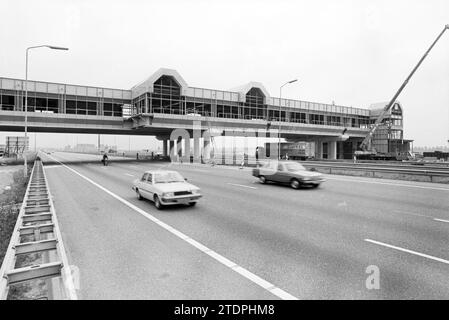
[1,0,448,149]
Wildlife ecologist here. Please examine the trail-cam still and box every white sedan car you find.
[132,170,202,209]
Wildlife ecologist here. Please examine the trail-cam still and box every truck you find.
[259,142,313,160]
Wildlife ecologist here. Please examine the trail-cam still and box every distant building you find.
[73,143,97,153]
[368,102,413,156]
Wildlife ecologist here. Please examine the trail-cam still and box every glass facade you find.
[0,77,131,117]
[1,75,373,129]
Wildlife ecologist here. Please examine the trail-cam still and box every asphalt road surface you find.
[39,152,449,299]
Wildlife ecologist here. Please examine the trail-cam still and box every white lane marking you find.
[434,218,449,224]
[227,183,257,190]
[365,239,449,265]
[393,210,449,224]
[43,165,62,169]
[325,176,449,191]
[393,210,434,219]
[46,155,297,300]
[124,173,135,177]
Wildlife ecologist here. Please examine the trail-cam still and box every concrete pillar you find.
[193,120,201,163]
[163,140,168,157]
[169,140,175,160]
[222,136,227,165]
[314,140,322,159]
[203,139,211,162]
[243,135,248,166]
[177,137,183,160]
[338,141,344,159]
[329,141,337,160]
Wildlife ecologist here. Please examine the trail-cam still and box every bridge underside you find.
[0,111,367,159]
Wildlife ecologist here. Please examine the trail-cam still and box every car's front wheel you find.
[290,179,300,189]
[136,189,143,200]
[154,195,163,210]
[188,202,196,207]
[259,175,267,184]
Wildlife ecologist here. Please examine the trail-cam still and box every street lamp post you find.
[24,45,68,177]
[278,79,298,160]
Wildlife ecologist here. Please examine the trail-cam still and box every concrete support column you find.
[169,140,175,160]
[314,140,322,159]
[329,141,337,160]
[232,135,237,165]
[222,136,227,165]
[193,120,201,163]
[163,140,168,157]
[203,139,211,162]
[338,141,344,159]
[177,137,183,160]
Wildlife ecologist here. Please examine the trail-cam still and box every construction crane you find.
[356,24,449,159]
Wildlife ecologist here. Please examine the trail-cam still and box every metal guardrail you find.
[297,163,449,184]
[0,158,77,300]
[300,161,449,176]
[210,158,449,182]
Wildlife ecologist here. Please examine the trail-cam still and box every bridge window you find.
[327,116,341,126]
[391,103,402,116]
[113,103,122,117]
[87,101,97,115]
[268,109,286,122]
[48,99,58,113]
[76,100,87,114]
[186,101,211,116]
[66,100,76,114]
[0,94,15,111]
[310,114,324,125]
[103,103,113,116]
[244,88,265,120]
[290,112,307,123]
[151,75,183,115]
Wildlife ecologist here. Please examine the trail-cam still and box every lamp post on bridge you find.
[278,79,298,160]
[24,45,68,177]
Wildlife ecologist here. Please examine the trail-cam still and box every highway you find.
[38,151,449,299]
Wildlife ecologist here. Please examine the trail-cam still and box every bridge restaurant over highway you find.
[0,68,410,160]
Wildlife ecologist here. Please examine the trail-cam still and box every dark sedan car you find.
[252,161,325,189]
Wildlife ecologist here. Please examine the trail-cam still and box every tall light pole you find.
[24,45,68,176]
[278,79,298,160]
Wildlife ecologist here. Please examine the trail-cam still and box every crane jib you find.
[359,25,448,152]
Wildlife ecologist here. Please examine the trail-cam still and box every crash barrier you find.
[300,162,449,184]
[201,157,449,183]
[0,158,77,300]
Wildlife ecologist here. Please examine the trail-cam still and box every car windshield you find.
[284,162,306,172]
[154,171,185,183]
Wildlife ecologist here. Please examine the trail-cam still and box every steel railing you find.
[0,158,77,300]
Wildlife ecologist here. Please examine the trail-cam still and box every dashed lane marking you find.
[227,183,258,190]
[325,176,449,192]
[365,239,449,265]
